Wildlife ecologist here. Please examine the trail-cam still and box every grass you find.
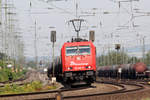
[0,81,57,95]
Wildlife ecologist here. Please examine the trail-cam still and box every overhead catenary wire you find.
[12,0,150,59]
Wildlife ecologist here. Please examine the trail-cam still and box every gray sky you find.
[14,0,150,58]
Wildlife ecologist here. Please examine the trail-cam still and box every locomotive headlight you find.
[88,66,92,69]
[86,66,92,69]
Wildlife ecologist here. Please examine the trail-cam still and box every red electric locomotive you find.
[47,38,96,86]
[61,40,96,85]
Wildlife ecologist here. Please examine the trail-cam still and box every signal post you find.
[115,44,122,81]
[51,30,56,84]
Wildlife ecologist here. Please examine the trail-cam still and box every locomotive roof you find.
[62,41,94,47]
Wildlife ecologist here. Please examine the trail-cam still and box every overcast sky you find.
[14,0,150,59]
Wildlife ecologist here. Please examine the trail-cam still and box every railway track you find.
[0,84,93,99]
[60,81,145,100]
[0,79,145,100]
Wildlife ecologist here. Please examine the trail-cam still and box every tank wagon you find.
[98,62,148,79]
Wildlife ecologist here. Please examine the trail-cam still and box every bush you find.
[4,84,11,91]
[31,81,42,91]
[0,69,9,82]
[0,67,27,82]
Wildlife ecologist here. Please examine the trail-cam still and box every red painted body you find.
[61,41,96,73]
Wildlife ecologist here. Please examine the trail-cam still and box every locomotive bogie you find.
[63,71,96,84]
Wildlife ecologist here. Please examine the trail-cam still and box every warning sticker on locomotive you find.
[70,61,88,66]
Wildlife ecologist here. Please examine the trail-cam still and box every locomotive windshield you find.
[66,45,90,56]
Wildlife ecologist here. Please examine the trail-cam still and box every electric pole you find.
[142,36,145,62]
[34,21,38,68]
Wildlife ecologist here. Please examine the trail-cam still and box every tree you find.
[97,51,130,66]
[145,50,150,66]
[128,56,139,64]
[0,52,7,60]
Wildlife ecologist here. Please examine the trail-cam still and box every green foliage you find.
[128,57,140,63]
[4,84,11,91]
[145,50,150,66]
[0,81,57,94]
[0,68,27,82]
[98,51,131,66]
[0,52,7,60]
[97,50,150,66]
[0,68,10,82]
[31,81,42,90]
[0,60,7,68]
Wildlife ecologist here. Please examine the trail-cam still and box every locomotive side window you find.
[66,45,90,56]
